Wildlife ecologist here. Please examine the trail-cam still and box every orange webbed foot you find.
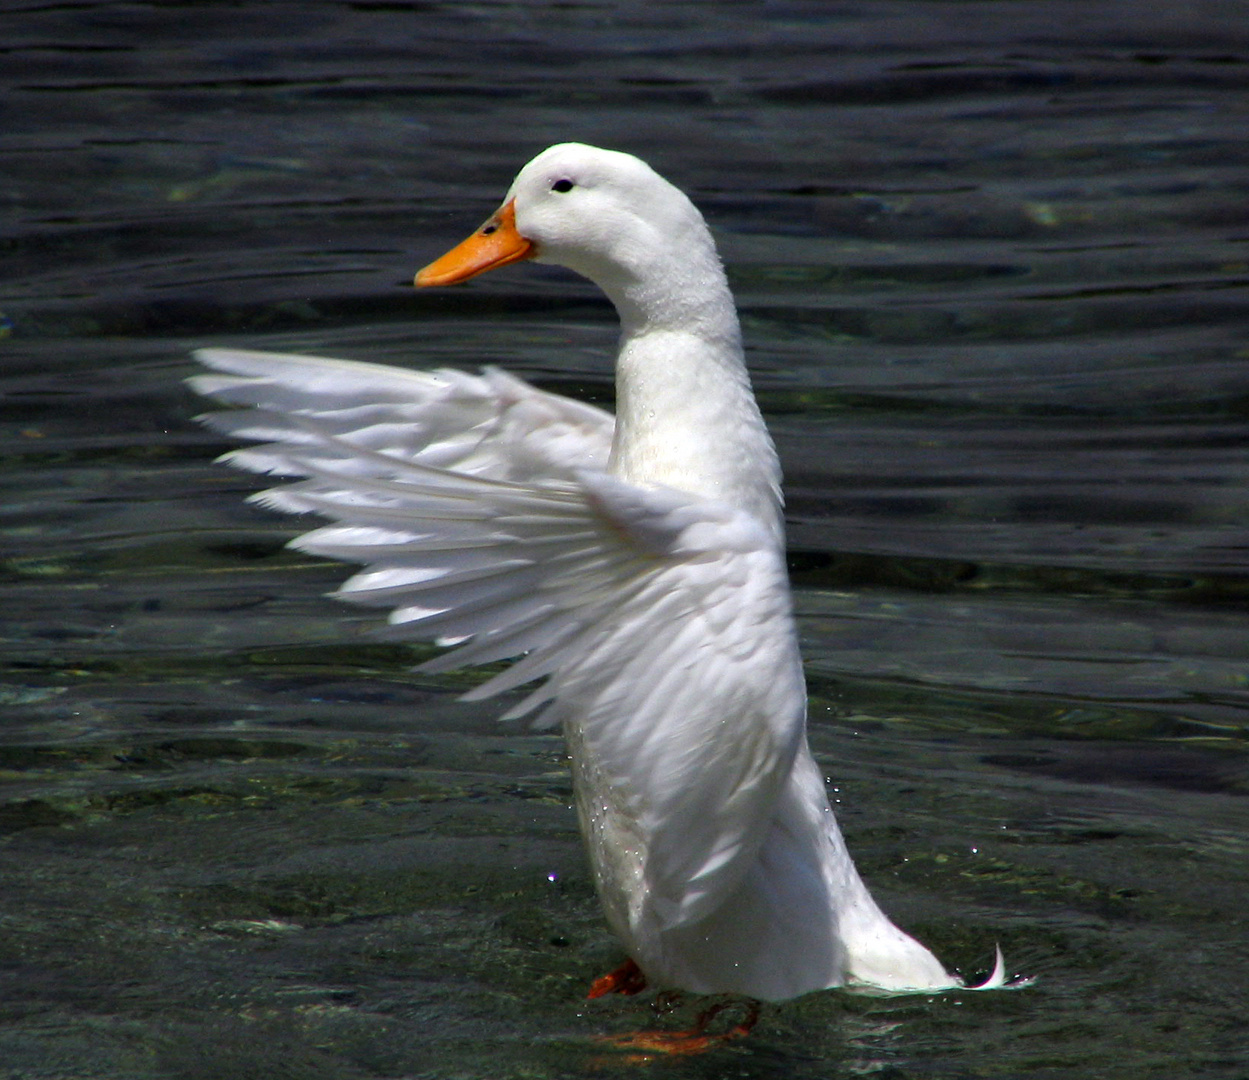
[595,997,761,1058]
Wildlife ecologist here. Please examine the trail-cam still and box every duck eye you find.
[551,178,575,193]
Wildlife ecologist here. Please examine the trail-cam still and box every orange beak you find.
[414,199,534,287]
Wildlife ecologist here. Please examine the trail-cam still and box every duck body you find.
[192,143,1004,1000]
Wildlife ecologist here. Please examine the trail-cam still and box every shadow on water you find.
[2,2,1248,1077]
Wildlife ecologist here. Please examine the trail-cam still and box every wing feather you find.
[192,347,805,934]
[191,347,614,482]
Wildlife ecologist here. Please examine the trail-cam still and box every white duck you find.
[191,143,1013,1002]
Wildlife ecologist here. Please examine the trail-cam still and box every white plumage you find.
[191,143,1017,1001]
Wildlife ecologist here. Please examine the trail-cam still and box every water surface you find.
[3,3,1248,1077]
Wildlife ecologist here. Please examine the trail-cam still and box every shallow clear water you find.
[2,2,1248,1077]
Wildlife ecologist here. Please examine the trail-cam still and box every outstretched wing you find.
[190,347,806,931]
[191,347,615,483]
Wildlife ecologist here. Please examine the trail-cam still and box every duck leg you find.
[587,957,647,998]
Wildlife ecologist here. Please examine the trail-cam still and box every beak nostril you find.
[415,198,531,287]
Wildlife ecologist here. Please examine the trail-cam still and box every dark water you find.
[3,2,1248,1077]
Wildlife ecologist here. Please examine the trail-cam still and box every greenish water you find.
[2,2,1248,1077]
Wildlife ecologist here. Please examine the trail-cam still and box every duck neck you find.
[601,257,784,545]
